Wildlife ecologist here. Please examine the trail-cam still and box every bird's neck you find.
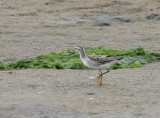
[79,49,87,59]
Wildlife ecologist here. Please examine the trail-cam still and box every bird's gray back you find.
[88,55,116,65]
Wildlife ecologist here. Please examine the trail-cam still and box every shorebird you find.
[70,46,123,86]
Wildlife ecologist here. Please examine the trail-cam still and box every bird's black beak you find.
[68,51,75,56]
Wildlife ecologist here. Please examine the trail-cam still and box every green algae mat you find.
[0,46,160,70]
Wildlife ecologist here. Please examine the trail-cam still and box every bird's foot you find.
[97,74,103,86]
[96,76,100,84]
[96,74,101,82]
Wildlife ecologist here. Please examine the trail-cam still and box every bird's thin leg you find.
[99,69,103,74]
[99,74,103,86]
[102,69,110,75]
[98,69,110,86]
[97,69,102,82]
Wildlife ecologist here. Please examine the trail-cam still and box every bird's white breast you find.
[81,57,100,70]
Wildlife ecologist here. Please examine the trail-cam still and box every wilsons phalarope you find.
[70,46,123,86]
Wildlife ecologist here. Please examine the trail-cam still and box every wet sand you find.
[0,0,160,117]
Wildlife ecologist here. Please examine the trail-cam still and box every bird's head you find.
[69,46,84,55]
[75,46,84,53]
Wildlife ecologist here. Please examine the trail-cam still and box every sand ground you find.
[0,0,160,117]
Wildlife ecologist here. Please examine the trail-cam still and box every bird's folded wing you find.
[88,55,115,64]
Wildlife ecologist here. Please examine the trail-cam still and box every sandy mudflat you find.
[0,0,160,117]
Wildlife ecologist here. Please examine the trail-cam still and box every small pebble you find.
[89,98,94,100]
[37,91,45,94]
[89,77,94,79]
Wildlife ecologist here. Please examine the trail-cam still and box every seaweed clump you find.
[1,46,160,70]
